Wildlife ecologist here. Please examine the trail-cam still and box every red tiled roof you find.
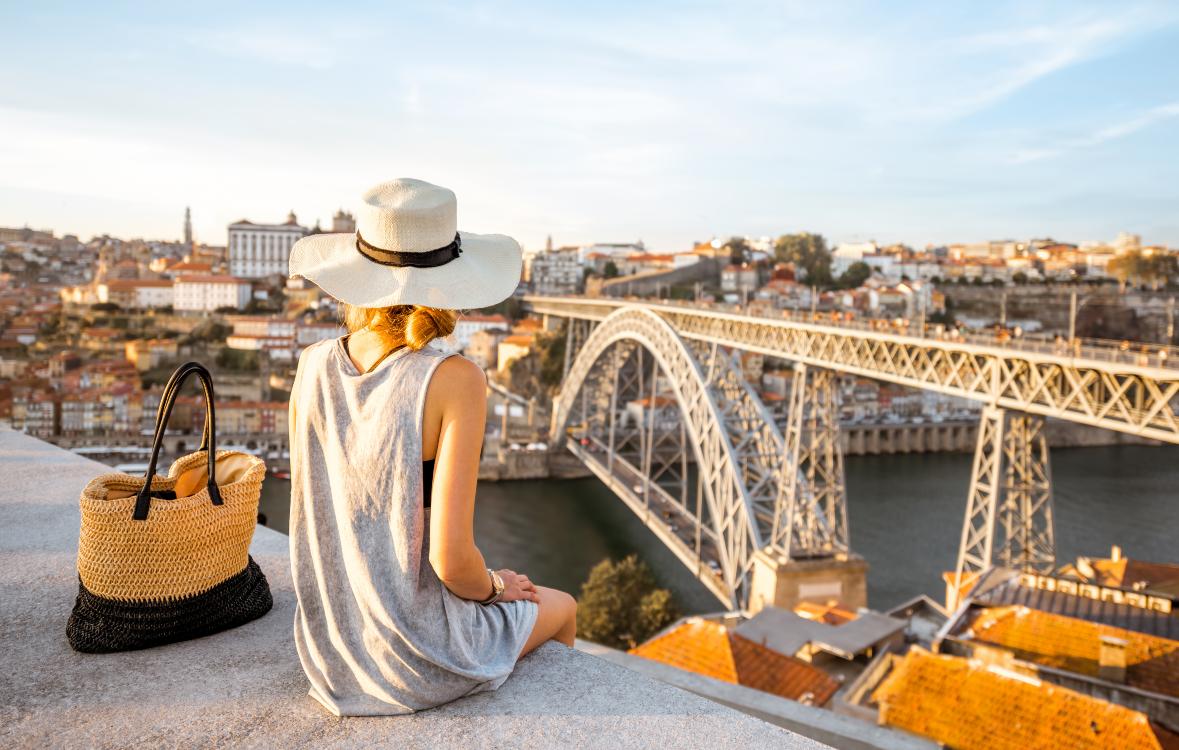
[966,605,1179,698]
[501,334,534,347]
[629,619,839,706]
[1075,555,1179,597]
[82,327,121,339]
[873,648,1177,750]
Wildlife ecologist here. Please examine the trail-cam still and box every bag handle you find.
[149,362,212,453]
[134,362,222,521]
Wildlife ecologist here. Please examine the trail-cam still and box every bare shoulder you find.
[429,353,487,407]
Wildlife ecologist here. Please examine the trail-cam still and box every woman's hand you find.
[496,569,540,603]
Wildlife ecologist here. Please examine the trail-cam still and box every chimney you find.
[1098,635,1128,683]
[1110,545,1122,562]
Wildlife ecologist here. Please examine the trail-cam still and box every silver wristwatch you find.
[478,568,505,605]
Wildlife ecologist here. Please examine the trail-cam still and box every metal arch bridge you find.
[528,295,1179,442]
[526,294,1179,610]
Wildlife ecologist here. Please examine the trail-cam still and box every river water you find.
[259,444,1179,614]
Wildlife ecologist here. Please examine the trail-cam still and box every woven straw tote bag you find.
[67,362,273,652]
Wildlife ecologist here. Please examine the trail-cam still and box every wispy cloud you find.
[1011,102,1179,163]
[186,27,342,69]
[901,12,1158,122]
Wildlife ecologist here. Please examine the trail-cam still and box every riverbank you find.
[471,418,1161,486]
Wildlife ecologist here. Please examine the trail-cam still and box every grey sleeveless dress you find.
[288,338,538,716]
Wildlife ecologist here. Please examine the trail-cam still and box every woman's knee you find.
[553,589,577,640]
[552,588,576,617]
[538,587,577,637]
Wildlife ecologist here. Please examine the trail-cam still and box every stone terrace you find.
[0,429,823,749]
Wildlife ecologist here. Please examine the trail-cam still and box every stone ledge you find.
[0,429,824,749]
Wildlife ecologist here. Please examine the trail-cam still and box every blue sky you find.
[1,1,1177,252]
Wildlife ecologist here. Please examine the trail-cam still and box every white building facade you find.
[228,213,309,278]
[528,248,583,295]
[173,275,252,312]
[453,313,510,349]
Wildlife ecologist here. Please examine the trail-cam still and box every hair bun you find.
[405,306,457,350]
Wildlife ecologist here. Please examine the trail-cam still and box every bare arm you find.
[425,356,538,604]
[426,356,494,600]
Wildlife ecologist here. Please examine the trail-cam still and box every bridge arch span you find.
[551,306,778,607]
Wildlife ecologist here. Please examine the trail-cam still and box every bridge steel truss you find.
[526,296,1179,444]
[550,306,852,608]
[549,306,792,608]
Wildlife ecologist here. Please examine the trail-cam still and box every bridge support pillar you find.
[749,550,868,615]
[772,363,851,557]
[752,363,865,615]
[948,406,1056,610]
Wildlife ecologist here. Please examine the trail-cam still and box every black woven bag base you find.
[66,556,273,653]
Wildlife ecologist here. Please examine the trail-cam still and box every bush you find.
[215,347,259,372]
[576,554,679,650]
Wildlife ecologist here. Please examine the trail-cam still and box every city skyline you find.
[2,2,1179,252]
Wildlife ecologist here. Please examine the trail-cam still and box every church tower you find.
[183,206,193,247]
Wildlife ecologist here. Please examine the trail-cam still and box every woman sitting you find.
[286,178,577,716]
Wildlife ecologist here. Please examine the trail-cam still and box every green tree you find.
[478,295,524,321]
[929,296,956,326]
[603,260,620,279]
[774,233,832,286]
[1106,250,1178,291]
[724,236,751,265]
[1144,253,1178,290]
[1012,271,1028,284]
[576,554,679,650]
[214,347,259,372]
[836,261,871,289]
[536,326,566,389]
[502,328,567,399]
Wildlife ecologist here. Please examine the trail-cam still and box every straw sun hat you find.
[288,178,523,309]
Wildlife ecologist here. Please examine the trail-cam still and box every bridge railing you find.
[541,295,1179,371]
[669,299,1179,370]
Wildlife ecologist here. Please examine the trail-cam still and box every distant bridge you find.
[525,294,1179,609]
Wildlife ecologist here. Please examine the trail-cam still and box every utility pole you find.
[1068,291,1078,344]
[500,397,510,450]
[1167,297,1175,344]
[918,291,926,337]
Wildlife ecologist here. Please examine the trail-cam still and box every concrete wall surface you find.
[0,429,824,750]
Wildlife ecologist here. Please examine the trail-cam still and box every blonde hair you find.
[340,303,457,351]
